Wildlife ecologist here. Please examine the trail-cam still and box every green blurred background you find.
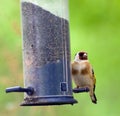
[0,0,120,116]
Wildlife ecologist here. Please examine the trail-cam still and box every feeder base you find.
[20,96,77,106]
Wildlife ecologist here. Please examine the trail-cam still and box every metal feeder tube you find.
[6,0,77,106]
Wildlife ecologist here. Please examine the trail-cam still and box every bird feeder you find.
[6,0,78,106]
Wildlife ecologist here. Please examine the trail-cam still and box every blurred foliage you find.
[0,0,120,116]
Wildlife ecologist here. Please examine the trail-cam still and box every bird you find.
[71,51,97,104]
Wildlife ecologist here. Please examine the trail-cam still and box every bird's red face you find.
[78,51,88,60]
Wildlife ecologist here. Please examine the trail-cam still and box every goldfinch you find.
[71,51,97,104]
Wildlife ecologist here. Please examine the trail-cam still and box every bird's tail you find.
[91,93,97,104]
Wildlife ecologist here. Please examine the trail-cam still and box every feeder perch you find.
[6,86,34,96]
[6,0,77,106]
[73,87,89,93]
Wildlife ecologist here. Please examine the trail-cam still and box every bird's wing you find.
[92,68,96,91]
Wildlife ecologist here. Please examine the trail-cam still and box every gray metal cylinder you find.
[21,0,77,106]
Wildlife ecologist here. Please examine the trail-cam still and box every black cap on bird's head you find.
[74,51,88,61]
[78,51,88,60]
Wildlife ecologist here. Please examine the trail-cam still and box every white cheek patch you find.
[74,53,80,61]
[84,53,87,56]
